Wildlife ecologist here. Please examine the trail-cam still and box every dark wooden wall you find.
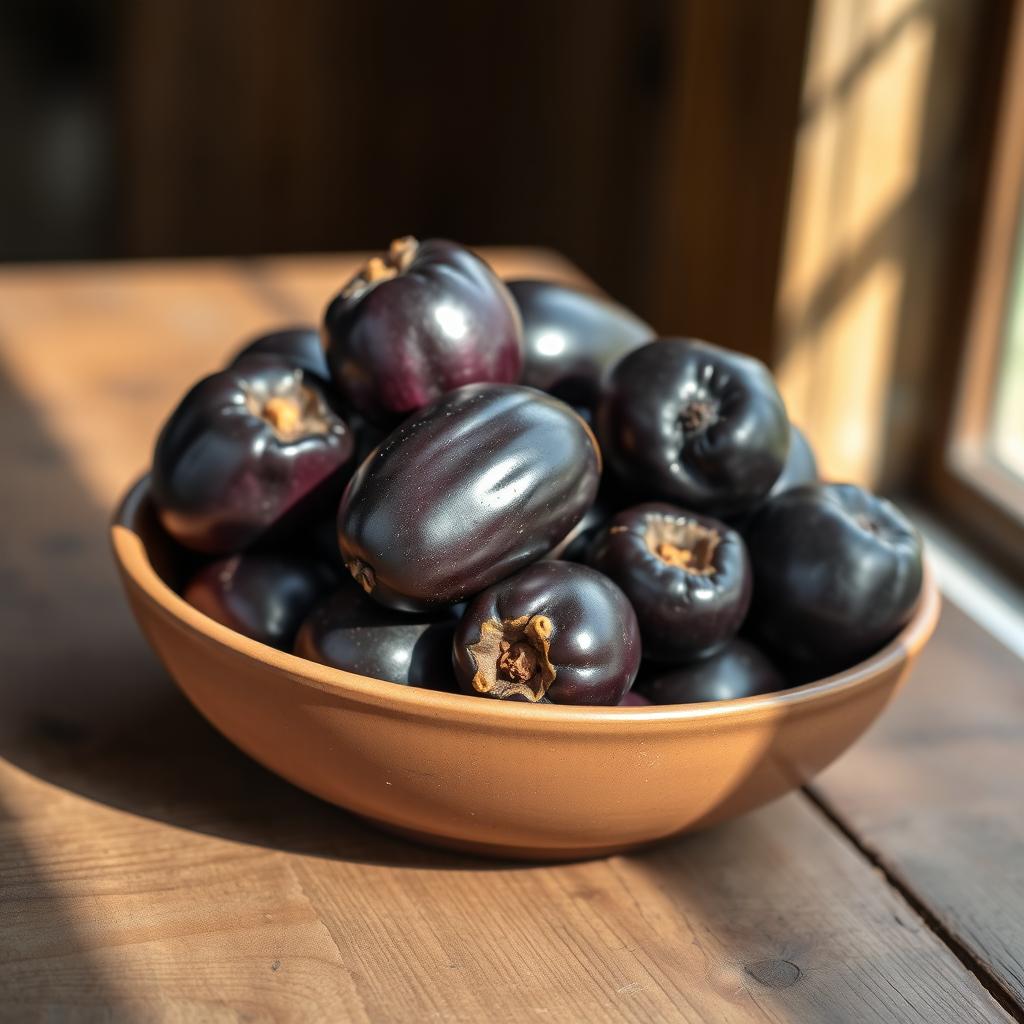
[2,0,811,355]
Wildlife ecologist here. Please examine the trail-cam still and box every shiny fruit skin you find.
[152,361,354,554]
[745,483,924,673]
[184,552,334,650]
[231,326,331,383]
[732,423,819,531]
[595,338,790,516]
[618,690,652,707]
[295,586,457,691]
[586,503,751,663]
[453,561,641,706]
[770,423,818,497]
[507,279,653,411]
[324,237,523,425]
[639,639,784,704]
[338,384,601,611]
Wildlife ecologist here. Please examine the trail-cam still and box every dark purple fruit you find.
[184,552,334,650]
[338,384,601,611]
[639,639,785,704]
[507,279,653,410]
[453,561,641,706]
[619,691,652,707]
[152,360,354,554]
[295,586,457,691]
[595,339,790,516]
[324,237,523,425]
[731,423,819,531]
[770,423,818,497]
[745,483,923,673]
[586,503,751,663]
[231,326,330,383]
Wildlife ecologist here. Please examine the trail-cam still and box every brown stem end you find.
[468,614,556,702]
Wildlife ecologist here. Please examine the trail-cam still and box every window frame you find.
[927,0,1024,582]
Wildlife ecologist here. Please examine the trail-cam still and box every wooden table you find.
[0,251,1021,1023]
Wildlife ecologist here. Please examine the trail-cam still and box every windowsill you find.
[907,502,1024,660]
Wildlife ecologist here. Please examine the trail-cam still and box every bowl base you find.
[359,815,659,863]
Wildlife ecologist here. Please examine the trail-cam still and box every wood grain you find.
[0,253,1013,1021]
[813,598,1024,1013]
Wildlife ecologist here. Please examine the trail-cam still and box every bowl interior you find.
[114,475,941,724]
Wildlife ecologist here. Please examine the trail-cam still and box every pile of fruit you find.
[150,237,924,707]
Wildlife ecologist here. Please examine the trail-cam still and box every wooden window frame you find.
[928,0,1024,582]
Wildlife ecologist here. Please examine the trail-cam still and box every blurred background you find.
[1,0,1022,575]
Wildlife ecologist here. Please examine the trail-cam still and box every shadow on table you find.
[0,359,902,879]
[0,364,527,873]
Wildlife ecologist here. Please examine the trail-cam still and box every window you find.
[932,0,1024,580]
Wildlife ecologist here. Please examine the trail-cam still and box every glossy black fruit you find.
[595,339,790,516]
[152,360,354,554]
[639,639,785,704]
[338,384,601,611]
[770,423,818,497]
[231,326,330,382]
[507,279,653,410]
[184,552,334,650]
[453,561,641,706]
[745,483,924,673]
[324,237,523,425]
[295,586,457,691]
[586,503,751,663]
[619,690,652,707]
[731,423,819,531]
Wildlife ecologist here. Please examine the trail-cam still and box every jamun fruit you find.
[152,360,354,554]
[595,339,789,517]
[324,237,523,425]
[745,483,924,673]
[453,561,641,706]
[507,279,653,411]
[586,503,751,663]
[338,384,601,611]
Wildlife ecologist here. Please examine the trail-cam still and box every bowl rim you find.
[111,474,941,726]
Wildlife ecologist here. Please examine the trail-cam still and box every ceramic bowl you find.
[112,476,940,861]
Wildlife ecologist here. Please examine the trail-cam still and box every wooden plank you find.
[0,254,1013,1021]
[813,598,1024,1013]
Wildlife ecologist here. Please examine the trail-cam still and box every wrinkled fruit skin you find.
[184,552,334,650]
[231,326,331,383]
[508,279,653,411]
[295,586,457,691]
[152,360,354,554]
[639,639,784,704]
[596,339,790,517]
[586,503,752,663]
[324,238,523,425]
[453,561,641,706]
[745,483,924,674]
[338,384,601,611]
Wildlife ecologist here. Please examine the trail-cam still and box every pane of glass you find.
[992,196,1024,479]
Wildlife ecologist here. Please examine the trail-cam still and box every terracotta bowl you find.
[112,476,940,861]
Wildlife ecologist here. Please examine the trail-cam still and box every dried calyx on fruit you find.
[342,236,419,300]
[596,338,790,517]
[586,503,752,663]
[324,236,523,425]
[467,614,557,702]
[152,358,354,554]
[453,561,641,706]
